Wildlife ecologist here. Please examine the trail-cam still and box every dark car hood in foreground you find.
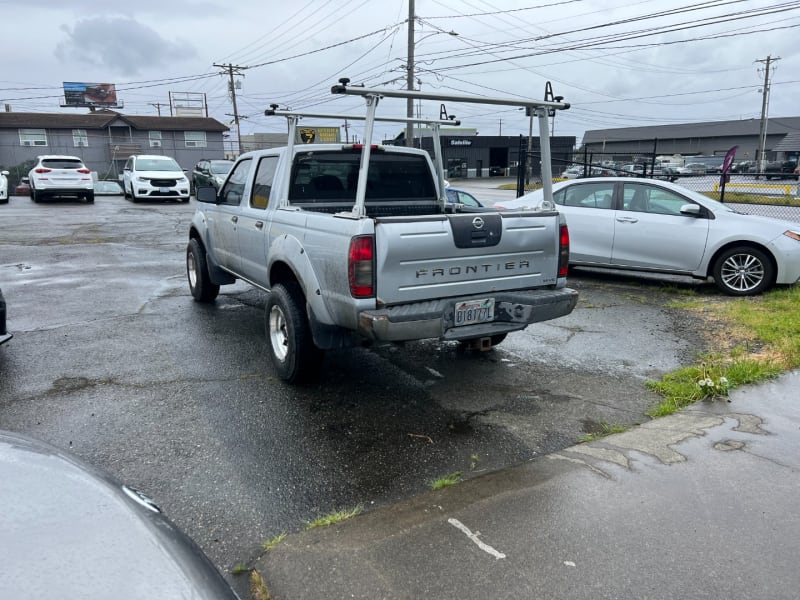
[0,430,239,599]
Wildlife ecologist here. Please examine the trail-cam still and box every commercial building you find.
[581,117,800,164]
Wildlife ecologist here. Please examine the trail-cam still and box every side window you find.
[623,183,692,216]
[562,183,615,209]
[251,156,279,209]
[219,158,252,206]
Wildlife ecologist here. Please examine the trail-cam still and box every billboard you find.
[295,126,341,144]
[62,82,121,107]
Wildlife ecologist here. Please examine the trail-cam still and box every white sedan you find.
[494,178,800,296]
[0,169,8,203]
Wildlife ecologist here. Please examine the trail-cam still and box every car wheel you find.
[130,186,139,203]
[186,238,220,303]
[265,282,323,383]
[31,188,41,203]
[85,191,94,203]
[712,246,774,296]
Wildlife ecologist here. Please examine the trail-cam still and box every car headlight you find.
[214,176,225,185]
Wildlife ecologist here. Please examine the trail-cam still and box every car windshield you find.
[137,158,181,171]
[209,161,233,175]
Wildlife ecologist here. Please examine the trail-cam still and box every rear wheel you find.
[85,190,94,203]
[712,246,774,296]
[186,239,220,302]
[31,188,42,203]
[265,282,323,383]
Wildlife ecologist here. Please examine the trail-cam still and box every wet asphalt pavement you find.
[0,190,736,597]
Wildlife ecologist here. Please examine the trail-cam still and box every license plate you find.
[454,298,495,326]
[159,187,170,193]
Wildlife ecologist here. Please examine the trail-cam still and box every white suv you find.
[122,155,190,203]
[28,155,94,203]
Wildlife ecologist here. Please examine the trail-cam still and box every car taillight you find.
[343,144,382,151]
[348,235,375,298]
[77,168,91,174]
[558,224,570,278]
[34,168,52,173]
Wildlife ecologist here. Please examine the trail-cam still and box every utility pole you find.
[342,119,350,143]
[150,102,167,116]
[756,55,779,173]
[406,0,415,148]
[526,108,534,184]
[214,63,247,156]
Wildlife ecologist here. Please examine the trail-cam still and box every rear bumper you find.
[358,287,578,342]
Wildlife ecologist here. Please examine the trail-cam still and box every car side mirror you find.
[195,186,219,204]
[680,204,701,216]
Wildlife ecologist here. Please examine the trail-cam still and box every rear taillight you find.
[34,168,51,173]
[343,144,382,151]
[558,224,570,278]
[77,168,91,174]
[348,235,375,298]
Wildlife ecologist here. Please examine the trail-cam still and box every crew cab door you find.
[209,158,253,272]
[235,155,279,285]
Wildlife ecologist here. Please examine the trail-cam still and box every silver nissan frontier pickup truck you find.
[186,82,578,382]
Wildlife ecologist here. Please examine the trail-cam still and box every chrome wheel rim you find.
[720,253,764,293]
[187,251,198,289]
[269,305,289,361]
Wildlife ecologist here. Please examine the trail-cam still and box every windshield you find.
[137,158,181,171]
[209,161,233,175]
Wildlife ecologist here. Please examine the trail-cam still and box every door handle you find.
[255,221,264,229]
[616,217,638,223]
[231,216,238,223]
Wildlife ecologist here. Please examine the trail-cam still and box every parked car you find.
[93,179,124,195]
[764,160,798,180]
[731,160,756,174]
[0,169,8,203]
[14,176,31,196]
[677,163,707,176]
[192,159,234,193]
[488,165,505,176]
[561,166,583,179]
[122,155,190,203]
[445,186,484,207]
[493,177,800,296]
[0,287,11,345]
[0,429,240,599]
[28,155,94,203]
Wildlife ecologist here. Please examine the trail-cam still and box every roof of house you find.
[582,117,800,144]
[0,111,229,132]
[772,131,800,151]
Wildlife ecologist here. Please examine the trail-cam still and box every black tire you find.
[31,188,42,203]
[265,282,323,383]
[186,238,220,303]
[85,190,94,203]
[712,246,774,296]
[129,183,139,203]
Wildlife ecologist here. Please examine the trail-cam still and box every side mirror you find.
[195,186,218,204]
[680,204,701,216]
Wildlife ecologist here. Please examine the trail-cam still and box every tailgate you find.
[374,211,560,305]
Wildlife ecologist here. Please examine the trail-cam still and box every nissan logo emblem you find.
[472,216,485,230]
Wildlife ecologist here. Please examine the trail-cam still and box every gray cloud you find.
[55,17,197,76]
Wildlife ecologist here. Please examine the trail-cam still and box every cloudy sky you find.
[2,0,798,145]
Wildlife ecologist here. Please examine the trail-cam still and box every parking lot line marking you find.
[447,518,507,559]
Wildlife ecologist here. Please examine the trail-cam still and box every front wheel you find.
[712,246,774,296]
[186,239,220,302]
[265,282,323,383]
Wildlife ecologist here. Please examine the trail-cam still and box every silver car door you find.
[558,182,616,264]
[611,182,709,271]
[207,158,253,273]
[236,155,279,285]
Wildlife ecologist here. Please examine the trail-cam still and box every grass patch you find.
[431,471,463,490]
[305,506,362,530]
[262,532,287,552]
[250,569,273,600]
[231,564,249,575]
[646,286,800,416]
[578,422,629,443]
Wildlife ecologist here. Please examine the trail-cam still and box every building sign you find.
[449,139,473,147]
[62,82,121,107]
[295,126,341,144]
